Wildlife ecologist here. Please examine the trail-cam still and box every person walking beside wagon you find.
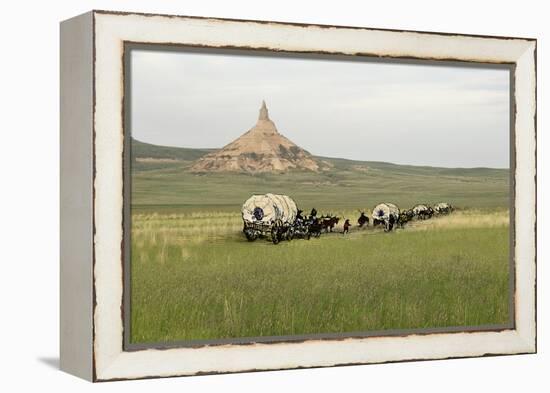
[343,219,351,235]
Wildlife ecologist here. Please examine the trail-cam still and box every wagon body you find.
[372,203,400,222]
[412,204,429,215]
[241,193,298,243]
[412,204,434,220]
[372,203,400,231]
[434,202,453,214]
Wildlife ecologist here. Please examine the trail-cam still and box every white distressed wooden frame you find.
[60,10,536,382]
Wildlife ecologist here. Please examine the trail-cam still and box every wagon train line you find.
[241,194,454,244]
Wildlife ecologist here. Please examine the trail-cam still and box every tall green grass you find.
[130,210,510,343]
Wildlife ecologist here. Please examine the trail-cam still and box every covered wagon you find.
[241,193,298,244]
[434,202,453,215]
[412,204,434,220]
[372,203,400,231]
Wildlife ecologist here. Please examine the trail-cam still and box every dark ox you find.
[357,212,369,227]
[320,216,340,232]
[398,209,414,226]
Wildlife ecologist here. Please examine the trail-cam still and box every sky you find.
[130,48,511,168]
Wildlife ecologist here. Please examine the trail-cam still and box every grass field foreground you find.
[130,209,510,344]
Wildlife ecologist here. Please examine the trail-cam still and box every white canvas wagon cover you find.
[413,204,429,215]
[434,202,451,212]
[372,203,400,221]
[241,193,298,225]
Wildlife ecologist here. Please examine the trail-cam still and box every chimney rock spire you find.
[258,100,269,120]
[190,100,321,173]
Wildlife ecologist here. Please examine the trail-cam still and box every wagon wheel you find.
[244,230,258,242]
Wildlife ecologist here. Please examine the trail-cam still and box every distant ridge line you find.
[132,138,509,172]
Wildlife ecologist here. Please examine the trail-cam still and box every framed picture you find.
[60,10,537,381]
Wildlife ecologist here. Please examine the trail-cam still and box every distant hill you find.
[132,138,216,162]
[130,137,510,211]
[132,137,508,178]
[315,155,509,178]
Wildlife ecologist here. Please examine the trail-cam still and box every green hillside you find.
[132,138,216,161]
[131,139,216,171]
[130,138,510,212]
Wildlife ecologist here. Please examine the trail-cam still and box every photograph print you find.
[126,46,512,347]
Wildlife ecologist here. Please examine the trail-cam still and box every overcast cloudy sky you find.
[130,49,510,168]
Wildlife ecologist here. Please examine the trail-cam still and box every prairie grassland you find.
[131,147,510,211]
[130,208,510,344]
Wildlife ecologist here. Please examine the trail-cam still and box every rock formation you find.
[190,101,321,173]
